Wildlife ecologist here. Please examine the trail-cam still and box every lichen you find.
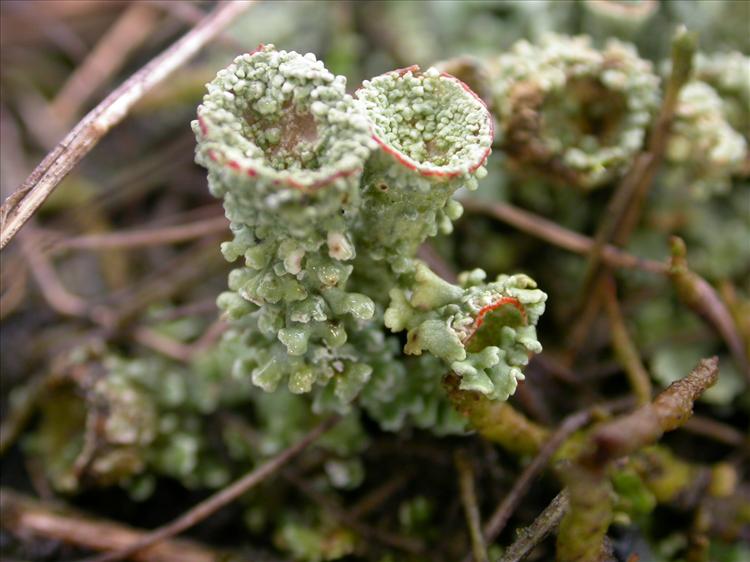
[192,45,540,416]
[491,34,659,189]
[665,81,746,198]
[385,265,546,400]
[354,65,493,265]
[694,51,750,142]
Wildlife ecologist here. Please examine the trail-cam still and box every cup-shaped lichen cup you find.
[492,34,659,190]
[193,46,381,400]
[355,66,494,267]
[193,44,377,308]
[384,264,547,402]
[194,44,374,248]
[28,357,159,493]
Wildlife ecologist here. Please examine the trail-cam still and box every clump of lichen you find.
[385,265,546,400]
[664,81,746,198]
[191,45,542,418]
[7,8,750,562]
[491,34,659,189]
[694,51,750,143]
[195,44,373,186]
[194,46,380,404]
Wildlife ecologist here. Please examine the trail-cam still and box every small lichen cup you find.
[385,264,547,401]
[193,45,379,400]
[354,65,494,267]
[492,34,659,190]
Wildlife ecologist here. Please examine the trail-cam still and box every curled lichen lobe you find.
[193,44,374,192]
[356,66,493,178]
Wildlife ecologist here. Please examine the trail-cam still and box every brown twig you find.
[0,374,50,455]
[51,214,228,252]
[557,357,718,562]
[0,488,231,562]
[616,28,696,241]
[20,225,222,361]
[566,28,696,360]
[103,240,223,328]
[50,3,162,126]
[0,0,253,249]
[189,317,229,358]
[146,0,245,51]
[0,252,28,320]
[148,298,218,321]
[586,357,719,466]
[497,491,569,562]
[468,397,632,562]
[579,154,654,291]
[459,198,667,275]
[603,275,653,405]
[669,237,750,380]
[418,242,458,282]
[478,409,592,552]
[81,416,340,562]
[284,470,425,554]
[133,326,196,362]
[21,227,116,327]
[682,416,746,448]
[455,450,489,562]
[349,473,411,519]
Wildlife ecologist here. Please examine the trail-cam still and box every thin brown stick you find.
[82,416,340,562]
[0,374,50,456]
[616,28,696,241]
[557,357,718,562]
[497,491,569,562]
[0,0,253,249]
[52,215,228,252]
[578,153,654,290]
[587,357,719,465]
[0,488,229,562]
[0,253,28,320]
[418,242,459,282]
[349,473,410,519]
[603,275,653,405]
[284,470,425,554]
[480,410,590,546]
[148,298,218,321]
[146,0,245,50]
[133,326,195,362]
[21,227,116,327]
[566,28,696,360]
[189,318,229,357]
[682,416,746,448]
[669,237,750,380]
[21,226,221,361]
[50,3,161,125]
[455,450,489,562]
[459,198,667,275]
[458,397,632,562]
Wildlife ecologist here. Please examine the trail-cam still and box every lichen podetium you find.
[193,44,546,414]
